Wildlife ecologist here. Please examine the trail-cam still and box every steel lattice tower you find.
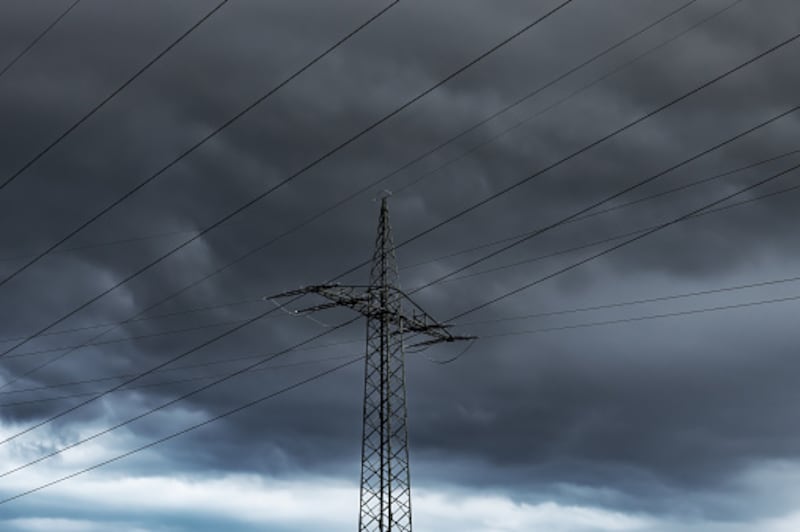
[359,197,411,531]
[270,197,473,531]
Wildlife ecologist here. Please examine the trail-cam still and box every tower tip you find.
[373,189,392,204]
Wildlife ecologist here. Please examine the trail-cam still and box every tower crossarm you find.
[268,284,374,316]
[266,284,476,347]
[394,289,477,346]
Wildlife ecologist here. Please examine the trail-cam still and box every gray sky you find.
[1,0,800,530]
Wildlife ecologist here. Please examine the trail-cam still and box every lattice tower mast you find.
[270,197,474,531]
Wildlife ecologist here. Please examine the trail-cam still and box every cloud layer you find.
[1,0,800,529]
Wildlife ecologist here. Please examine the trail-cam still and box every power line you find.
[0,356,363,506]
[0,352,359,408]
[0,0,712,350]
[4,150,798,497]
[4,126,799,478]
[0,0,744,372]
[0,1,789,444]
[0,0,83,81]
[447,161,800,325]
[10,29,797,392]
[0,296,264,345]
[479,292,800,339]
[464,274,800,327]
[409,115,799,297]
[405,141,800,291]
[285,22,800,307]
[0,0,566,356]
[421,169,800,364]
[2,132,796,490]
[4,141,796,349]
[10,216,800,482]
[0,0,733,380]
[0,226,196,264]
[2,138,794,355]
[0,0,230,195]
[0,0,400,294]
[0,0,241,389]
[8,227,800,400]
[0,290,354,444]
[0,0,404,370]
[0,0,725,277]
[426,289,800,365]
[2,0,793,478]
[393,0,747,197]
[0,337,362,399]
[393,11,800,293]
[1,316,255,362]
[15,278,799,502]
[11,267,800,407]
[0,2,569,390]
[6,0,796,508]
[0,313,361,478]
[401,146,800,272]
[0,0,573,443]
[528,151,800,233]
[390,28,800,274]
[358,0,705,203]
[7,165,799,400]
[435,174,800,287]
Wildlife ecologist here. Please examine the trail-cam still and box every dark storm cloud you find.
[2,0,800,528]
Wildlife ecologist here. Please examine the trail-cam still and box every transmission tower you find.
[270,197,474,531]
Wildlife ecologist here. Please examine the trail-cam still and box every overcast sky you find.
[1,0,800,530]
